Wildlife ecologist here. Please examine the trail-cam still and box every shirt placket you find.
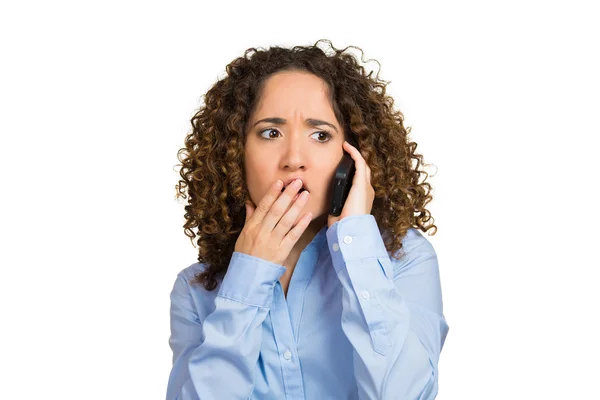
[270,281,306,400]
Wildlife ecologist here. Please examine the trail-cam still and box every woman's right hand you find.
[234,179,312,266]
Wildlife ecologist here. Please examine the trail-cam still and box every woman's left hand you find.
[327,141,375,228]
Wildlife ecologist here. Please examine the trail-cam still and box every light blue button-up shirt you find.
[167,214,449,399]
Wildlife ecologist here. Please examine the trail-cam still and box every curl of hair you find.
[175,39,437,291]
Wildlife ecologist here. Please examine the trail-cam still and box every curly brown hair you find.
[175,39,437,291]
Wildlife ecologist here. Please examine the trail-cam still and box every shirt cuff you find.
[218,251,286,308]
[326,214,390,275]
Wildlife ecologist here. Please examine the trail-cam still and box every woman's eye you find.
[259,128,281,139]
[311,131,333,143]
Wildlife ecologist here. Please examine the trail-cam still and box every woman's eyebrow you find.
[253,117,338,133]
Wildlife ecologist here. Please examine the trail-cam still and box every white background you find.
[1,0,598,399]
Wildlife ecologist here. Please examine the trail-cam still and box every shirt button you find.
[361,290,370,300]
[343,236,353,244]
[283,350,292,360]
[332,243,339,252]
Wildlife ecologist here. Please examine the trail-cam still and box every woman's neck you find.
[280,213,328,292]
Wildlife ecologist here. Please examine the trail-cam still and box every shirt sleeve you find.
[326,214,450,400]
[166,253,286,400]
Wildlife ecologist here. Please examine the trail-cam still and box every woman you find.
[168,39,449,400]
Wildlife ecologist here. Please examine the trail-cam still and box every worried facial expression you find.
[244,70,346,224]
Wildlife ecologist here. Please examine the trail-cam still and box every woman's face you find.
[244,70,345,225]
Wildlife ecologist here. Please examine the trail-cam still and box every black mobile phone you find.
[329,136,358,217]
